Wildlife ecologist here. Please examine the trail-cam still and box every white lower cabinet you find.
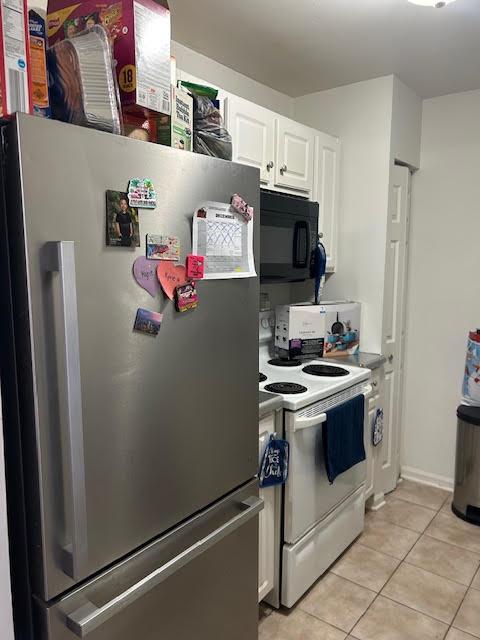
[364,366,389,509]
[258,413,276,603]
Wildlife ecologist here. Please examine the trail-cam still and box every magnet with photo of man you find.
[106,190,140,248]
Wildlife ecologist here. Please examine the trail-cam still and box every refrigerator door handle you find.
[45,241,88,581]
[66,496,263,637]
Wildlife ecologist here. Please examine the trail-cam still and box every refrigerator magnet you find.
[186,254,204,279]
[230,193,253,222]
[175,282,198,313]
[127,178,157,209]
[106,190,140,247]
[156,262,187,300]
[146,234,180,261]
[132,257,161,297]
[133,308,163,336]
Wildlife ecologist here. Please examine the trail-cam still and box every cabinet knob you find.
[388,354,394,363]
[280,164,287,175]
[372,380,378,388]
[266,161,274,171]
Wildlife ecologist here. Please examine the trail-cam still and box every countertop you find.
[259,390,283,418]
[320,352,386,370]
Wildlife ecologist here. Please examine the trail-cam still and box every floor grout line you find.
[262,483,478,640]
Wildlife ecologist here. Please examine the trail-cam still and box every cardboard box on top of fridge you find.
[275,305,327,359]
[157,85,193,150]
[0,0,32,120]
[46,0,171,120]
[29,10,51,118]
[321,301,361,357]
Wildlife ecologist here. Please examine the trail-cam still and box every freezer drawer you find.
[35,480,262,640]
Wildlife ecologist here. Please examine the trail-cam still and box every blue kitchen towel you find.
[323,395,366,484]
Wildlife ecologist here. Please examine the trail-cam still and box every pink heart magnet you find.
[133,257,161,297]
[157,262,188,300]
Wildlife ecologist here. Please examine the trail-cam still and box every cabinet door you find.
[258,415,276,602]
[225,96,274,185]
[274,118,314,193]
[313,133,340,271]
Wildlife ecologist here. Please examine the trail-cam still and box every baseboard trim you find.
[401,466,454,492]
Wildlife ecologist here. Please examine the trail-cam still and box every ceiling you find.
[169,0,480,99]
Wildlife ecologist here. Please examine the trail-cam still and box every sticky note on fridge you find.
[186,254,204,279]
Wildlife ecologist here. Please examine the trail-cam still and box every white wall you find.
[390,77,422,169]
[294,76,394,352]
[402,90,480,487]
[172,41,294,117]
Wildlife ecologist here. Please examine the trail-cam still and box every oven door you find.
[260,192,318,283]
[283,400,367,544]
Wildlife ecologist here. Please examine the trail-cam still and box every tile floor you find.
[259,479,480,640]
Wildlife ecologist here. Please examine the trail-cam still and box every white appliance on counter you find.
[259,311,371,608]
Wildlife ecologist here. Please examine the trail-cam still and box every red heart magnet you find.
[157,262,188,300]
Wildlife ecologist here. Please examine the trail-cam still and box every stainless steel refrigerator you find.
[0,114,261,640]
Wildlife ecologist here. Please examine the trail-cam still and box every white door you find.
[225,95,275,186]
[274,118,314,193]
[381,165,411,494]
[258,415,276,602]
[313,133,340,271]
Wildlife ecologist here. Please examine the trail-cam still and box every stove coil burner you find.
[259,373,267,383]
[264,382,308,395]
[268,358,302,367]
[302,364,349,377]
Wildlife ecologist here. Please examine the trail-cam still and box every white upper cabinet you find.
[274,118,315,193]
[225,96,275,185]
[313,132,340,271]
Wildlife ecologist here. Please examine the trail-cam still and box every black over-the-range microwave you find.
[260,190,319,283]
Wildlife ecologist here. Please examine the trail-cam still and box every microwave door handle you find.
[293,221,309,268]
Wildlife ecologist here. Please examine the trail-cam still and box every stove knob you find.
[261,318,270,329]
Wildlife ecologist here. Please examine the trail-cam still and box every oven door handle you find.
[292,412,327,432]
[363,384,373,400]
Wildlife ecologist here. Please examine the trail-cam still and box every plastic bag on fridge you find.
[462,330,480,406]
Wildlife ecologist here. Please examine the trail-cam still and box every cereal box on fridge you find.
[29,10,51,118]
[47,0,171,119]
[0,0,31,120]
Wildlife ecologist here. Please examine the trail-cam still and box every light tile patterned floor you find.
[259,479,480,640]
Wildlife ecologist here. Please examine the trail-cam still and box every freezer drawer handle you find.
[66,496,264,637]
[45,241,88,581]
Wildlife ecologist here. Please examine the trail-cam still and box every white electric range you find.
[259,311,372,609]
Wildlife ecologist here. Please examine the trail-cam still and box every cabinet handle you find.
[280,164,287,175]
[266,161,274,171]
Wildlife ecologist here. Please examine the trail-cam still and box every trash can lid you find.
[457,404,480,426]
